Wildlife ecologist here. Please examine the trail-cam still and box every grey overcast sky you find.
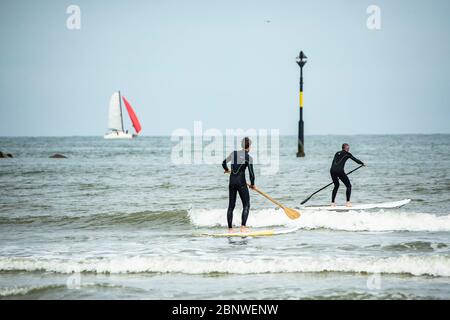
[0,0,449,136]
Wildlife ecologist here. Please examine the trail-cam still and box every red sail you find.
[122,96,142,134]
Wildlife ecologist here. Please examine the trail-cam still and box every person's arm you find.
[348,152,364,166]
[248,156,255,186]
[222,152,232,172]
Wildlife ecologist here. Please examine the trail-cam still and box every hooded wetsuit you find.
[330,150,364,202]
[222,150,255,229]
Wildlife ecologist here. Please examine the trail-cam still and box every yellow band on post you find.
[299,91,303,108]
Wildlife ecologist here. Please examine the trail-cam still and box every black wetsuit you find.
[330,150,364,202]
[222,150,255,229]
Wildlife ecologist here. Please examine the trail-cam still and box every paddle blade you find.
[284,207,301,220]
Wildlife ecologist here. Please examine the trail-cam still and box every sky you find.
[0,0,449,136]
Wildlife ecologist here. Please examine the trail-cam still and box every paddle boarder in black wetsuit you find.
[330,143,365,207]
[222,137,255,233]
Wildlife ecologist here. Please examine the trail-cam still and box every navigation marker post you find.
[296,51,307,157]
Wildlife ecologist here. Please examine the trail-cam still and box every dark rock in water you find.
[0,151,13,158]
[49,153,67,159]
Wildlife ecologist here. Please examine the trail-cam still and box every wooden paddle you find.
[248,185,301,220]
[225,171,300,220]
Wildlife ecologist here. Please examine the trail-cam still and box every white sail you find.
[107,92,123,131]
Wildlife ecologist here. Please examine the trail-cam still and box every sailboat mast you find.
[118,90,124,132]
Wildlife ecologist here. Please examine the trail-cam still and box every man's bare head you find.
[342,143,350,152]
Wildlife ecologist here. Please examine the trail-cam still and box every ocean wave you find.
[3,208,450,233]
[188,208,450,232]
[0,283,126,297]
[306,291,427,300]
[381,241,447,252]
[0,210,188,227]
[0,255,449,277]
[0,284,65,297]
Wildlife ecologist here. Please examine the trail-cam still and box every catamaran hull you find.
[103,131,136,139]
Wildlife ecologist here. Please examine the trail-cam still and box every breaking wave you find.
[0,255,449,277]
[188,208,450,232]
[2,207,450,233]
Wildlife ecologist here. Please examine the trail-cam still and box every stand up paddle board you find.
[302,199,411,211]
[198,227,299,238]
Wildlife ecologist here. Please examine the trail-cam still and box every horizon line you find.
[1,133,449,138]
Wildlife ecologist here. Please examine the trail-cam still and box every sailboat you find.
[104,91,142,139]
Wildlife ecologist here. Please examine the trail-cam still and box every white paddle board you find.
[302,199,411,211]
[198,227,299,238]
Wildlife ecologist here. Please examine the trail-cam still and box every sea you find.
[0,135,449,299]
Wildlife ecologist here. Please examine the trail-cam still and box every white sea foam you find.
[188,208,450,232]
[0,255,449,277]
